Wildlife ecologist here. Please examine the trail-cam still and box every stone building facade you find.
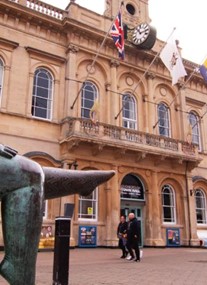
[0,0,207,248]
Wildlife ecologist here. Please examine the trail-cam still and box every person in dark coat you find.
[126,212,140,262]
[117,215,128,258]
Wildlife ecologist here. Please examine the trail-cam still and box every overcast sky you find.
[42,0,206,65]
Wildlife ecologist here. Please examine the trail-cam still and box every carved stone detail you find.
[67,44,79,54]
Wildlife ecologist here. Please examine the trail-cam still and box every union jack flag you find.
[110,9,125,60]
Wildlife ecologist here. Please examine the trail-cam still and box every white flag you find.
[160,39,187,85]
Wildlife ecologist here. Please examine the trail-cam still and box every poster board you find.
[78,226,97,247]
[166,228,180,247]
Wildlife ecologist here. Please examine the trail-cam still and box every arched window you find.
[158,103,170,137]
[188,112,201,149]
[0,58,4,105]
[31,68,53,119]
[122,94,137,129]
[195,189,206,224]
[81,81,98,118]
[162,185,176,223]
[78,188,98,220]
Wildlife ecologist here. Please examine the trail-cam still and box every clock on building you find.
[131,22,157,50]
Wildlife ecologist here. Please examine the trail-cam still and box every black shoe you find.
[134,258,140,262]
[120,255,125,258]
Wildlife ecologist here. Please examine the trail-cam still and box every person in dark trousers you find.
[117,215,128,258]
[126,212,140,262]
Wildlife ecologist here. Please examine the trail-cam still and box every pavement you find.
[0,247,207,284]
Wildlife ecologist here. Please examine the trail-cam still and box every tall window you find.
[158,103,170,137]
[195,189,206,224]
[0,58,4,105]
[162,185,176,223]
[32,68,53,119]
[81,81,98,118]
[78,188,98,220]
[188,112,201,149]
[122,94,137,129]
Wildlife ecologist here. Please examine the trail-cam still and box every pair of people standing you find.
[117,213,140,262]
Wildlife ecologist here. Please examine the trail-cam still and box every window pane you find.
[189,112,200,147]
[158,103,170,137]
[78,188,97,220]
[162,185,175,223]
[32,68,53,120]
[122,94,137,130]
[195,189,206,224]
[81,81,98,119]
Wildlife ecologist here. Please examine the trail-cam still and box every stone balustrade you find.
[60,117,198,159]
[8,0,65,19]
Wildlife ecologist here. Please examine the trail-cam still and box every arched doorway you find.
[120,173,145,247]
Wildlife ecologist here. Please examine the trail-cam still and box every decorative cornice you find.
[0,37,19,51]
[67,44,79,54]
[110,59,120,68]
[25,46,66,63]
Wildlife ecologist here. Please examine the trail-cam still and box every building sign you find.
[166,228,180,247]
[78,226,97,247]
[121,184,144,200]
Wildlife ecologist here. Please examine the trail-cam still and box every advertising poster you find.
[79,226,97,247]
[166,228,180,247]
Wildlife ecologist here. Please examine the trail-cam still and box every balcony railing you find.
[8,0,64,19]
[60,117,199,159]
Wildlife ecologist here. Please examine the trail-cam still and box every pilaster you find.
[110,59,120,126]
[65,44,79,117]
[145,72,156,134]
[151,171,165,246]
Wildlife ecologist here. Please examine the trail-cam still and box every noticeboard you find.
[78,226,97,247]
[166,228,180,247]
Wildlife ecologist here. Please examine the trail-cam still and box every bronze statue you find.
[0,145,115,285]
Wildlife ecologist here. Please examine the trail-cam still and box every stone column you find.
[110,59,120,126]
[106,165,119,246]
[145,72,156,134]
[26,71,34,116]
[52,79,60,123]
[65,44,79,118]
[151,171,165,246]
[60,160,76,246]
[144,172,153,246]
[186,173,200,246]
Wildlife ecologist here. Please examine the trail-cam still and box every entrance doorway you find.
[121,206,143,247]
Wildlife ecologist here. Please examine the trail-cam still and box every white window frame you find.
[43,200,48,219]
[81,81,98,119]
[0,58,4,107]
[162,184,176,224]
[195,189,207,224]
[188,111,201,150]
[158,102,170,137]
[32,68,53,120]
[122,94,137,130]
[78,188,98,221]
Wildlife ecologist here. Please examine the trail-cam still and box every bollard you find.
[52,217,71,285]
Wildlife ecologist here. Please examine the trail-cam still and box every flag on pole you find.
[160,38,187,85]
[110,4,125,60]
[199,59,207,83]
[89,98,99,124]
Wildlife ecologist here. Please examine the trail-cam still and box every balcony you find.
[60,117,201,166]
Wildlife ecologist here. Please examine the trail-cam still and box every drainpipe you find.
[185,161,192,246]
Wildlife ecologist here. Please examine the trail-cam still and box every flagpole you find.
[70,1,124,110]
[154,53,207,128]
[114,27,176,120]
